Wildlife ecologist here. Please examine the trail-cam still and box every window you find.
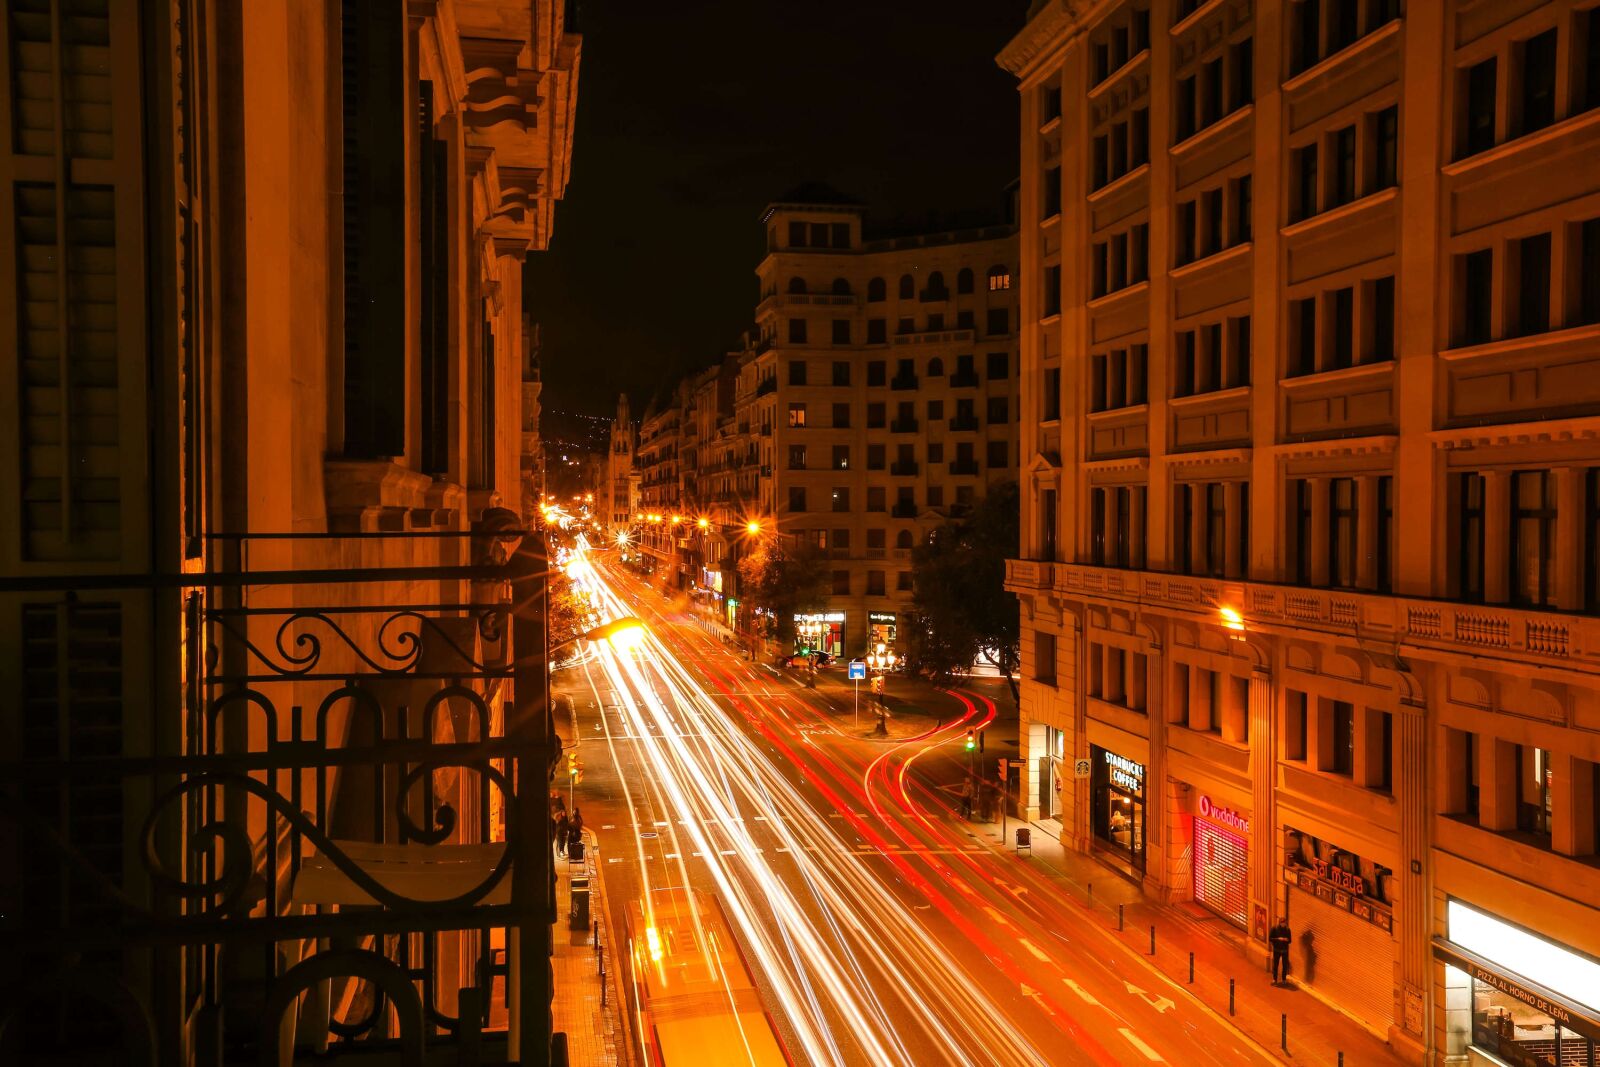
[832,319,851,345]
[957,267,974,294]
[986,352,1008,380]
[1589,470,1600,611]
[867,361,886,387]
[927,357,944,377]
[1517,29,1557,136]
[1331,701,1356,777]
[867,571,886,596]
[831,528,851,551]
[788,403,807,427]
[1291,479,1315,585]
[1035,631,1057,684]
[1043,84,1063,122]
[926,399,943,421]
[1043,266,1061,317]
[1368,276,1395,362]
[1458,248,1494,347]
[1176,200,1196,265]
[867,443,885,470]
[832,487,850,512]
[832,402,851,428]
[1457,472,1486,602]
[957,310,975,331]
[868,486,886,511]
[927,485,944,507]
[788,277,808,295]
[1040,489,1058,561]
[788,221,807,247]
[832,445,850,471]
[1376,475,1395,593]
[987,308,1010,335]
[1044,165,1062,218]
[987,396,1009,424]
[1292,143,1318,222]
[866,402,886,428]
[830,361,850,387]
[833,570,850,595]
[1043,368,1061,421]
[926,442,942,464]
[1289,296,1317,377]
[868,277,886,302]
[789,487,807,512]
[867,527,886,551]
[1233,174,1252,244]
[1329,477,1358,589]
[831,222,849,248]
[897,317,914,335]
[987,440,1009,468]
[1511,470,1556,607]
[1582,218,1600,326]
[867,319,887,344]
[899,274,914,300]
[788,360,807,385]
[1516,232,1551,336]
[1329,0,1358,54]
[1331,125,1356,207]
[1284,690,1308,761]
[1331,286,1354,369]
[1231,37,1253,111]
[1292,0,1320,74]
[897,571,913,592]
[1462,57,1497,158]
[788,444,807,469]
[1371,106,1398,190]
[988,265,1012,290]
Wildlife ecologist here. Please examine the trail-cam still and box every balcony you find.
[949,459,980,476]
[949,370,979,388]
[890,417,919,433]
[7,529,554,1064]
[892,502,918,518]
[892,328,975,346]
[948,414,979,432]
[756,377,777,396]
[890,460,919,476]
[890,374,919,390]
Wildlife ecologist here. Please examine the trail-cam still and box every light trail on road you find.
[563,541,1085,1066]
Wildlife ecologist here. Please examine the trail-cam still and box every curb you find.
[585,830,639,1067]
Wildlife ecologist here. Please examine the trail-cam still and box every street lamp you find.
[745,520,762,536]
[551,617,647,658]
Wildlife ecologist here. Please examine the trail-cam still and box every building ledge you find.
[1170,103,1253,163]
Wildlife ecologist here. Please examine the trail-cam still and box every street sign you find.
[847,660,866,680]
[1073,758,1092,779]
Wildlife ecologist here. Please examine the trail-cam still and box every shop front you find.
[1438,899,1600,1067]
[794,611,845,658]
[1191,793,1250,928]
[1090,746,1145,873]
[868,611,897,652]
[1282,825,1396,1031]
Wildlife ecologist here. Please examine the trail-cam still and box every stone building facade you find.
[0,2,580,1062]
[1000,0,1600,1062]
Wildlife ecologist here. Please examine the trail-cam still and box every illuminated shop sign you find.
[1103,751,1144,794]
[794,612,846,623]
[868,612,896,624]
[1197,795,1250,835]
[1432,942,1600,1043]
[1283,826,1393,933]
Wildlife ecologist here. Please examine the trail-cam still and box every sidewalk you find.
[551,831,629,1066]
[959,810,1408,1066]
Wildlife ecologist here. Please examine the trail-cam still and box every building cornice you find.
[998,0,1080,78]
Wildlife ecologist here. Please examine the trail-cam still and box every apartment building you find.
[750,186,1021,657]
[1,2,580,1062]
[1001,1,1600,1062]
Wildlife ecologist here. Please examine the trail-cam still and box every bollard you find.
[1188,951,1195,983]
[1118,903,1125,931]
[1088,883,1093,910]
[1229,977,1236,1016]
[1280,1013,1287,1051]
[1149,925,1156,955]
[1338,1054,1343,1067]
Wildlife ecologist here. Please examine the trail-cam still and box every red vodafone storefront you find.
[1191,792,1251,928]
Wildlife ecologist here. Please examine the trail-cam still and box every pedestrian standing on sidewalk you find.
[958,778,974,820]
[1269,917,1292,983]
[568,807,585,858]
[554,808,569,857]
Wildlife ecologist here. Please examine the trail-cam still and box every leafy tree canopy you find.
[906,481,1020,700]
[736,537,830,645]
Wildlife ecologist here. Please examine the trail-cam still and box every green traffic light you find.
[964,732,975,751]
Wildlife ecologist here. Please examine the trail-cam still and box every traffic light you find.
[964,730,976,751]
[567,751,579,779]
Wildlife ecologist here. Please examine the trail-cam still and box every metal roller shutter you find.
[1288,885,1395,1033]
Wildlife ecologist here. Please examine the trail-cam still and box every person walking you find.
[554,808,569,857]
[1269,917,1292,983]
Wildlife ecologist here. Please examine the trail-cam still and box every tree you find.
[907,481,1020,702]
[736,537,830,647]
[547,568,589,651]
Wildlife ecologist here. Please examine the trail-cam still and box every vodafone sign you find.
[1197,795,1250,835]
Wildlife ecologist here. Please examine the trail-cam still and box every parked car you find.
[778,651,834,669]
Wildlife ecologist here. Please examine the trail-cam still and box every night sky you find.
[526,0,1030,432]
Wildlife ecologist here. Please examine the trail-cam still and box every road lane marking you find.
[1119,1029,1162,1061]
[1064,979,1100,1006]
[1018,937,1050,962]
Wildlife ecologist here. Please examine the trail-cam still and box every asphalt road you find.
[557,544,1277,1067]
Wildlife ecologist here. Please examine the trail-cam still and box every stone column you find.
[1224,481,1246,579]
[1555,466,1585,611]
[1553,753,1598,857]
[1357,474,1379,590]
[1395,701,1430,1049]
[1130,486,1147,570]
[1248,664,1275,961]
[1189,483,1207,575]
[1484,470,1511,604]
[1309,477,1331,587]
[1478,735,1517,831]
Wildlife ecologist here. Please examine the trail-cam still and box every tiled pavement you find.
[552,831,630,1067]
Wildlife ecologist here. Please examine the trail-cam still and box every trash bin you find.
[569,876,590,929]
[568,836,585,862]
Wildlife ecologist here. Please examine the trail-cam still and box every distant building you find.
[1001,1,1600,1062]
[606,394,638,531]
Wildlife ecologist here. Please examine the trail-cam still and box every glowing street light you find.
[1219,606,1245,633]
[696,517,710,531]
[746,520,762,536]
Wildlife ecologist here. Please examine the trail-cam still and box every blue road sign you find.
[847,660,867,681]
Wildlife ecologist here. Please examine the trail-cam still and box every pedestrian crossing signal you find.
[964,730,976,751]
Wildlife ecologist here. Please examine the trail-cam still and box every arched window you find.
[927,271,946,297]
[868,277,886,302]
[896,529,914,548]
[927,357,944,376]
[957,267,974,294]
[987,265,1012,291]
[831,277,852,295]
[898,274,915,300]
[787,277,808,294]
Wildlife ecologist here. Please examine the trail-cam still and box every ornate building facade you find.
[1001,0,1600,1062]
[1,1,580,1063]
